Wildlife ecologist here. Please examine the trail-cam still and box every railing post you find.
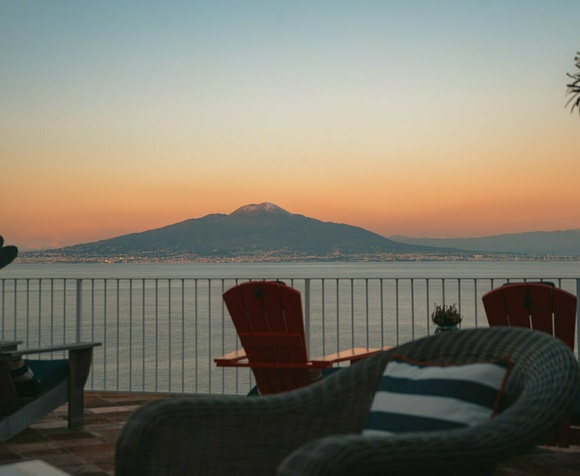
[76,279,83,342]
[577,279,580,358]
[304,278,311,352]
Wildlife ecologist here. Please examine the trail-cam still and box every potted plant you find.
[431,303,462,334]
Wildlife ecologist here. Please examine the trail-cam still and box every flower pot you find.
[435,325,460,334]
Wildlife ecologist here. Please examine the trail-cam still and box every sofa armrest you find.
[277,431,502,476]
[277,329,580,476]
[117,328,580,476]
[116,350,388,476]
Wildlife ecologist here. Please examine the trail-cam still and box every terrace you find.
[0,392,578,475]
[1,275,580,474]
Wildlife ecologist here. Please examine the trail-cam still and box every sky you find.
[1,1,580,250]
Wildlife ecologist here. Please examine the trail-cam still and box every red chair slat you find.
[482,281,577,448]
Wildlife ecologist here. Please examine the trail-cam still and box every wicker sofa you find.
[115,327,580,475]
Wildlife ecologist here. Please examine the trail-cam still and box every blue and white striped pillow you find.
[363,356,510,435]
[8,357,41,397]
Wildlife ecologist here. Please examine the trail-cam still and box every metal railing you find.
[1,276,579,395]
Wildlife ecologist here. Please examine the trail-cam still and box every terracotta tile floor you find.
[0,391,579,475]
[0,392,179,475]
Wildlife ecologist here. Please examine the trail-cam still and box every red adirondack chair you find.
[482,282,578,446]
[214,281,384,394]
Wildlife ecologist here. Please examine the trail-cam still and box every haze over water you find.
[4,261,580,280]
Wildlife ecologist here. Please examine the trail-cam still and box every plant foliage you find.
[566,51,580,115]
[0,235,18,270]
[431,303,462,326]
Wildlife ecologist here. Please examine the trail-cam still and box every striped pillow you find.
[8,358,41,397]
[363,356,510,435]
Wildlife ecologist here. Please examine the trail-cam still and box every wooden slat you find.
[502,284,533,328]
[238,333,306,349]
[213,349,247,365]
[225,282,274,391]
[4,342,101,358]
[526,284,554,335]
[214,359,249,368]
[310,347,383,367]
[215,361,319,369]
[0,361,19,415]
[482,288,509,327]
[270,284,308,390]
[0,341,22,353]
[553,288,577,350]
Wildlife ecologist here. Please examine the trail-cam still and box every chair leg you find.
[544,420,570,448]
[555,419,570,448]
[67,347,94,429]
[570,426,580,446]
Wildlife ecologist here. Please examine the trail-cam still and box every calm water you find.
[2,260,578,394]
[5,260,580,280]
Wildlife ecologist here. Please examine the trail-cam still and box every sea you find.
[4,259,580,280]
[1,260,578,395]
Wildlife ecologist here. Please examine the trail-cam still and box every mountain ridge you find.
[18,203,576,263]
[390,229,580,256]
[19,202,468,263]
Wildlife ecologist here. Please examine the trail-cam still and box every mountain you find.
[390,229,580,256]
[22,203,459,263]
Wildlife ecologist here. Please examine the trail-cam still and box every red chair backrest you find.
[223,281,311,394]
[482,282,577,350]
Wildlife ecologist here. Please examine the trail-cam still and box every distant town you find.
[16,248,578,265]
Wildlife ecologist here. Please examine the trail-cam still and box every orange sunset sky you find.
[2,1,580,251]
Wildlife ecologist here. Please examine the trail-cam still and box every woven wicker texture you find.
[115,327,580,476]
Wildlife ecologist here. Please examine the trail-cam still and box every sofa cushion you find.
[363,356,511,435]
[8,358,69,398]
[26,359,69,395]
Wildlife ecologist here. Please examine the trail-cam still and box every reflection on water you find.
[5,260,580,279]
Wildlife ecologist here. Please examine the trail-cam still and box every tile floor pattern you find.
[0,392,179,476]
[0,391,578,475]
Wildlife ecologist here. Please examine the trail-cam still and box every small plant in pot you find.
[431,303,462,334]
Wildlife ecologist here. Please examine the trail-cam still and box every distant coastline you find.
[15,250,580,265]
